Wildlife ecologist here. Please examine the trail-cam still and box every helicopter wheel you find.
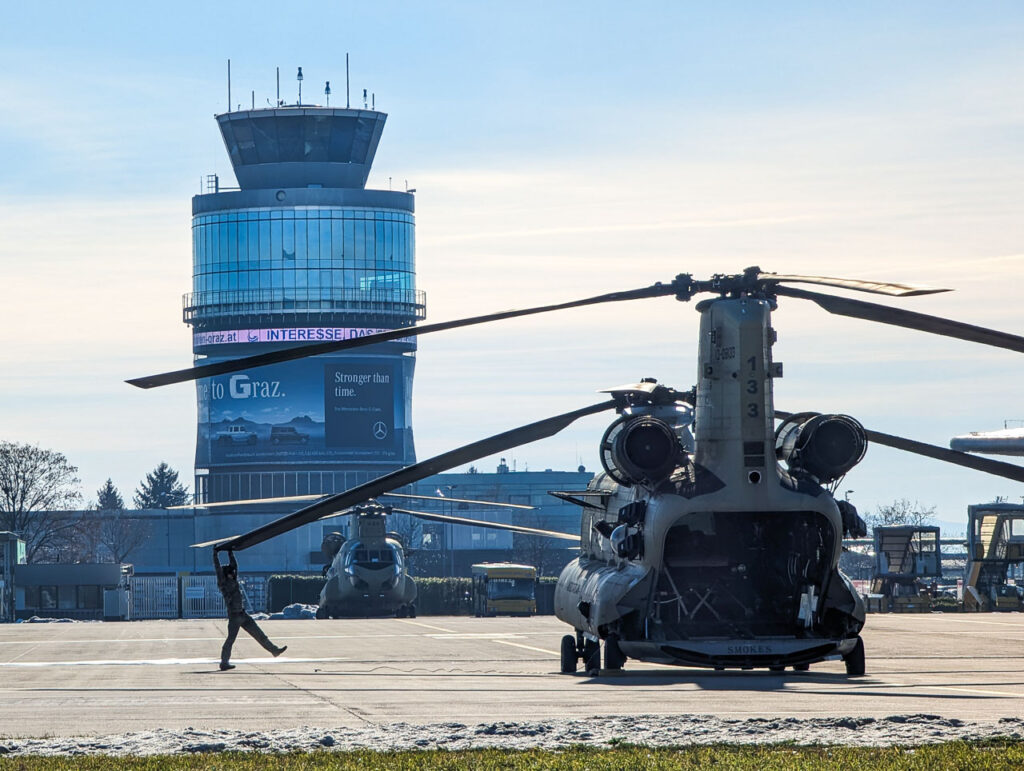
[793,663,810,671]
[408,605,417,618]
[583,639,601,676]
[604,634,626,670]
[769,666,785,672]
[315,605,328,620]
[395,606,407,618]
[844,636,865,677]
[560,635,578,674]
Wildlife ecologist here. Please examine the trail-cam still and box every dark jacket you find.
[214,551,246,615]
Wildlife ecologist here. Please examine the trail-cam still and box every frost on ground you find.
[1,715,1023,756]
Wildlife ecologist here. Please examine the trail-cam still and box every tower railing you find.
[183,288,426,324]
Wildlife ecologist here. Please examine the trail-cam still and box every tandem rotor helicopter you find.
[130,267,1024,677]
[172,491,567,619]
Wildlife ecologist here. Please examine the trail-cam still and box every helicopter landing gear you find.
[582,639,601,675]
[604,634,626,671]
[394,604,416,618]
[560,635,578,674]
[560,633,601,675]
[793,663,810,671]
[844,636,865,676]
[315,605,328,620]
[408,604,417,618]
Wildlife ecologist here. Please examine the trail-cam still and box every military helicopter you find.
[176,492,567,619]
[131,267,1024,677]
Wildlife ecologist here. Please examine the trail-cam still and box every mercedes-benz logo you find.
[372,421,388,440]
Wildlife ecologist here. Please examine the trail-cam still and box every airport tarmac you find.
[0,613,1022,739]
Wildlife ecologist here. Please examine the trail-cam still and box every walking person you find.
[214,550,286,670]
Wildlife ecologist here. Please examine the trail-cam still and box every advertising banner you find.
[196,355,405,467]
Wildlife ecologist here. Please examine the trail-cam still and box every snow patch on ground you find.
[1,715,1023,756]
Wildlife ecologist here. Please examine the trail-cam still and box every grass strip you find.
[1,741,1024,770]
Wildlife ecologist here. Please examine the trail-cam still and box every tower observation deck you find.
[187,106,425,503]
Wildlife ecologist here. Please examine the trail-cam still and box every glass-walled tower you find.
[187,107,424,503]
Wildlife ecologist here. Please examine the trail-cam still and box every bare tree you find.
[99,512,151,564]
[0,441,82,563]
[388,511,426,574]
[866,498,936,533]
[512,511,573,577]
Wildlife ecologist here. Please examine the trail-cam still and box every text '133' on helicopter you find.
[131,267,1024,677]
[173,492,567,619]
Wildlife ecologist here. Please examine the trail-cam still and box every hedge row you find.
[268,574,559,615]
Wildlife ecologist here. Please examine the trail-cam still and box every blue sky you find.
[1,2,1023,533]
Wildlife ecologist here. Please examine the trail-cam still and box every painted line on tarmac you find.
[927,618,1024,629]
[427,633,529,640]
[930,685,1022,698]
[0,633,424,645]
[0,656,348,668]
[396,619,457,633]
[491,639,560,655]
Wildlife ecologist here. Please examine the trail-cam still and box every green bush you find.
[268,574,557,615]
[414,577,473,615]
[931,595,962,611]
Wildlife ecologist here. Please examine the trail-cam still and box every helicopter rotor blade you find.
[380,492,534,509]
[195,398,618,551]
[176,491,534,511]
[773,286,1024,354]
[776,410,1024,484]
[127,283,678,389]
[756,271,947,297]
[171,494,326,510]
[390,508,579,541]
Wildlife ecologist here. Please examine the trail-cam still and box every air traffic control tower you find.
[187,105,423,503]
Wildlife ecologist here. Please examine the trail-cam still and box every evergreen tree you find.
[95,478,125,511]
[133,462,190,509]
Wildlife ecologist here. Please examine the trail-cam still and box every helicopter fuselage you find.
[318,512,417,618]
[554,295,865,670]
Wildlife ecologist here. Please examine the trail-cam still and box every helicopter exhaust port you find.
[775,413,867,484]
[600,416,682,486]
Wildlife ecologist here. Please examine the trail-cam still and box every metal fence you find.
[130,575,267,619]
[130,576,178,619]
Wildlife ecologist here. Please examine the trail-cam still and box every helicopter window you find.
[349,548,396,568]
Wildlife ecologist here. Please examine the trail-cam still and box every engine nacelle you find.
[600,415,682,486]
[776,413,867,484]
[321,531,346,562]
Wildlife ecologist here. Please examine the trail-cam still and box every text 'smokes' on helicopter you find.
[132,267,1024,677]
[172,492,565,619]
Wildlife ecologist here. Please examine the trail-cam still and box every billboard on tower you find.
[195,355,404,467]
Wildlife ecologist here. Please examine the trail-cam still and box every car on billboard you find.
[270,426,310,445]
[216,425,258,444]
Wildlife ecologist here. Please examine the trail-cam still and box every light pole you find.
[445,485,457,576]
